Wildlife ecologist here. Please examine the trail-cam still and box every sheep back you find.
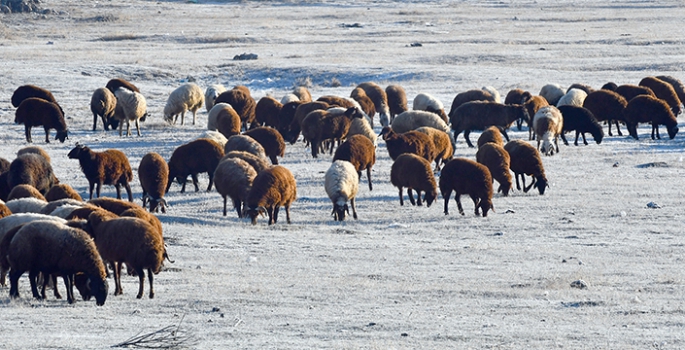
[476,143,512,196]
[215,86,257,129]
[448,89,496,116]
[639,76,682,116]
[106,78,140,94]
[224,135,267,159]
[415,126,453,171]
[582,89,628,136]
[380,126,436,162]
[614,84,655,102]
[386,84,408,120]
[214,158,257,217]
[8,184,46,202]
[504,88,532,105]
[11,85,58,108]
[477,126,505,148]
[392,110,450,134]
[221,151,270,174]
[390,153,437,207]
[350,87,377,119]
[450,101,528,147]
[243,127,286,165]
[655,75,685,110]
[17,146,51,163]
[557,88,588,107]
[8,153,58,195]
[356,82,390,126]
[255,96,284,128]
[539,84,565,106]
[438,158,493,216]
[166,139,224,193]
[139,153,169,213]
[245,165,297,225]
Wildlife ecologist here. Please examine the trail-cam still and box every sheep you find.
[276,101,304,138]
[557,105,604,146]
[351,87,377,120]
[244,165,297,225]
[539,84,565,106]
[293,86,312,103]
[655,75,685,110]
[5,197,48,214]
[415,126,453,171]
[88,197,142,215]
[412,93,449,123]
[477,126,505,148]
[602,82,619,91]
[523,95,549,140]
[379,126,436,162]
[17,146,50,164]
[439,158,494,216]
[139,152,169,213]
[90,87,118,131]
[14,97,69,143]
[208,103,242,140]
[317,95,357,109]
[254,96,284,128]
[0,202,10,219]
[614,84,655,102]
[221,151,270,174]
[566,83,594,95]
[448,89,496,117]
[215,86,257,130]
[195,130,228,148]
[48,204,85,219]
[166,138,224,193]
[390,153,437,207]
[385,84,408,122]
[204,84,226,112]
[333,135,376,191]
[556,88,588,107]
[503,140,548,195]
[582,90,628,136]
[391,110,451,135]
[0,158,10,173]
[224,135,267,159]
[281,93,300,105]
[623,95,679,140]
[301,107,365,158]
[11,84,60,109]
[285,101,330,144]
[533,106,564,156]
[86,210,164,299]
[347,114,377,147]
[67,144,133,201]
[356,82,391,127]
[639,76,682,116]
[7,153,58,195]
[450,101,530,148]
[45,184,83,202]
[504,88,532,105]
[163,83,204,126]
[106,78,140,94]
[214,158,257,218]
[7,220,108,305]
[114,87,147,137]
[40,198,85,216]
[476,143,512,196]
[482,86,502,103]
[243,127,286,165]
[325,160,359,220]
[7,184,46,201]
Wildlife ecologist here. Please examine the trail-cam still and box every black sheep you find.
[15,97,68,143]
[557,105,604,146]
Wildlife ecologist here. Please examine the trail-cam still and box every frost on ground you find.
[1,0,685,349]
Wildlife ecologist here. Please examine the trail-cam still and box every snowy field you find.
[1,0,685,348]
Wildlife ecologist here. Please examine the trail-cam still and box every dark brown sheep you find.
[15,97,69,143]
[614,84,655,102]
[523,95,549,140]
[45,184,83,202]
[623,95,679,140]
[254,96,284,128]
[138,153,169,213]
[450,101,529,147]
[17,146,51,164]
[386,84,408,122]
[477,126,505,148]
[243,127,286,165]
[639,77,682,116]
[503,140,548,195]
[221,151,270,174]
[285,101,330,144]
[333,134,376,191]
[476,143,512,196]
[390,153,437,207]
[350,87,376,121]
[504,88,533,130]
[244,165,297,225]
[301,107,364,158]
[356,82,390,126]
[276,101,304,138]
[7,184,46,201]
[0,173,10,202]
[215,86,257,130]
[655,75,685,111]
[0,158,10,173]
[213,103,242,140]
[106,78,140,94]
[67,145,133,201]
[8,153,59,196]
[439,158,494,216]
[557,105,604,146]
[380,126,436,162]
[88,197,142,215]
[448,89,496,117]
[582,90,628,136]
[11,85,60,108]
[601,82,618,91]
[415,126,453,171]
[166,139,224,193]
[213,158,257,218]
[317,95,357,109]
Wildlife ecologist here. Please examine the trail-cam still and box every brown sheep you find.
[0,157,10,173]
[379,126,436,162]
[0,174,10,202]
[68,145,133,201]
[90,87,118,131]
[655,75,685,110]
[214,158,257,218]
[356,82,390,126]
[254,96,284,128]
[439,158,494,217]
[582,90,628,136]
[138,153,169,213]
[276,101,304,138]
[7,184,46,201]
[333,134,376,191]
[477,126,505,148]
[624,95,679,140]
[523,95,549,140]
[639,77,682,116]
[448,89,496,117]
[213,103,242,140]
[15,97,69,143]
[504,140,548,195]
[415,126,453,171]
[301,107,364,158]
[221,151,270,174]
[224,135,267,159]
[166,139,224,193]
[106,78,140,94]
[601,82,618,91]
[243,127,286,165]
[614,84,655,102]
[215,86,257,130]
[17,146,51,163]
[386,84,408,122]
[88,197,143,215]
[0,203,10,219]
[390,153,437,207]
[350,87,376,121]
[65,204,106,221]
[476,143,512,196]
[317,95,357,109]
[244,165,297,225]
[8,153,59,196]
[45,184,83,202]
[293,86,312,103]
[450,101,529,147]
[11,85,60,109]
[285,101,330,144]
[504,88,533,130]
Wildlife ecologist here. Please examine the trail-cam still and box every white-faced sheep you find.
[166,139,224,193]
[333,135,376,191]
[106,78,140,94]
[255,96,284,128]
[557,88,588,107]
[139,152,169,213]
[390,153,437,207]
[504,140,548,195]
[439,158,493,217]
[204,84,226,112]
[523,95,549,140]
[582,90,628,136]
[476,143,512,196]
[301,107,365,158]
[623,95,679,140]
[243,127,286,165]
[215,86,257,130]
[415,126,453,171]
[114,87,147,137]
[195,130,229,148]
[557,105,604,146]
[413,93,448,123]
[67,144,133,201]
[533,106,564,156]
[356,82,390,127]
[639,76,682,116]
[614,84,655,102]
[392,110,451,136]
[214,157,258,218]
[221,151,270,174]
[5,197,48,214]
[208,103,242,140]
[224,135,267,160]
[350,87,377,121]
[90,87,118,131]
[15,97,69,143]
[379,126,436,163]
[450,101,529,148]
[244,165,297,225]
[477,126,505,148]
[45,184,83,202]
[448,89,496,117]
[8,153,58,195]
[655,75,685,110]
[539,84,565,106]
[386,84,408,122]
[8,184,46,201]
[325,160,359,221]
[164,83,204,126]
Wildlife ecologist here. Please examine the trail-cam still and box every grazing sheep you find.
[8,153,58,195]
[214,158,257,218]
[448,89,496,117]
[208,103,242,140]
[639,76,682,116]
[255,96,284,128]
[11,84,60,109]
[413,93,448,123]
[450,101,529,147]
[106,78,140,94]
[163,83,204,126]
[5,197,48,214]
[504,88,533,130]
[356,82,391,127]
[285,101,330,144]
[8,184,46,201]
[477,126,505,148]
[533,106,564,156]
[45,184,83,202]
[391,110,451,136]
[317,95,357,109]
[351,87,377,120]
[276,101,304,138]
[476,143,512,196]
[566,83,594,95]
[8,220,108,305]
[386,84,408,122]
[504,140,548,195]
[439,158,493,216]
[14,97,69,143]
[390,153,437,207]
[293,86,312,103]
[224,135,267,159]
[204,84,226,112]
[655,75,685,110]
[67,144,133,201]
[88,197,141,215]
[17,145,50,163]
[333,135,376,191]
[557,105,604,146]
[415,126,453,171]
[482,86,502,103]
[614,84,655,102]
[114,87,147,137]
[557,88,588,107]
[139,153,169,213]
[244,165,297,225]
[243,127,286,165]
[90,87,118,131]
[582,90,628,136]
[166,139,224,193]
[281,93,300,105]
[602,82,618,91]
[539,84,565,106]
[325,160,359,220]
[195,130,229,148]
[221,151,270,174]
[301,107,364,158]
[623,95,679,140]
[380,126,436,162]
[215,86,257,130]
[347,114,377,147]
[523,95,549,140]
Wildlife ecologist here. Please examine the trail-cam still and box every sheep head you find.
[379,126,394,140]
[423,190,437,208]
[668,125,679,139]
[244,206,266,225]
[479,199,494,217]
[55,130,68,143]
[89,275,109,306]
[67,144,88,159]
[332,199,349,221]
[535,176,548,195]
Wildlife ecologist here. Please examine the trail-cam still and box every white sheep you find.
[347,114,377,147]
[539,84,565,106]
[195,130,228,148]
[280,93,300,105]
[391,110,451,134]
[114,87,147,137]
[5,197,48,214]
[533,106,564,156]
[164,83,204,126]
[413,93,449,123]
[325,160,359,221]
[557,88,588,107]
[482,86,502,103]
[204,84,226,112]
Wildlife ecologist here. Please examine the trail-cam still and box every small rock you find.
[401,333,409,337]
[233,53,258,60]
[505,209,515,214]
[367,322,376,326]
[211,307,221,312]
[493,232,504,236]
[613,162,619,167]
[570,280,588,289]
[409,42,423,47]
[647,202,661,209]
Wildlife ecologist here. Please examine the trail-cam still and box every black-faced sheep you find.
[333,134,376,191]
[139,152,169,213]
[221,151,270,174]
[623,95,679,140]
[390,153,437,207]
[379,126,436,162]
[504,140,548,195]
[325,160,359,221]
[244,165,297,225]
[614,84,655,102]
[439,158,494,216]
[204,84,226,112]
[224,135,267,159]
[415,126,453,171]
[386,84,408,122]
[391,110,451,135]
[15,97,68,143]
[67,144,133,201]
[164,83,204,126]
[113,87,147,137]
[450,101,529,147]
[90,87,118,131]
[533,106,564,156]
[301,107,364,158]
[11,84,60,109]
[448,89,496,117]
[356,82,391,127]
[655,75,685,110]
[413,93,448,123]
[476,143,512,196]
[539,84,565,106]
[285,101,330,144]
[350,87,377,121]
[8,153,58,195]
[523,95,549,140]
[166,139,224,193]
[7,184,46,201]
[477,126,505,148]
[106,78,140,94]
[215,86,257,130]
[557,105,604,146]
[17,145,51,163]
[214,158,257,218]
[208,103,242,140]
[243,127,286,165]
[557,88,588,107]
[255,96,284,128]
[582,90,628,136]
[45,184,83,202]
[639,76,682,116]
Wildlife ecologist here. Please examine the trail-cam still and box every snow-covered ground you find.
[1,0,685,348]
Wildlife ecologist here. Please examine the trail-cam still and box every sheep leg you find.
[614,120,623,136]
[124,182,133,202]
[516,118,523,131]
[191,173,200,192]
[114,262,123,296]
[88,182,95,200]
[455,195,465,216]
[180,111,185,126]
[416,190,423,206]
[561,132,569,146]
[573,131,580,146]
[119,119,124,137]
[147,269,154,299]
[135,119,141,137]
[9,269,22,298]
[52,274,62,299]
[463,130,475,148]
[523,176,536,193]
[285,203,292,224]
[126,119,132,137]
[273,206,280,224]
[0,268,6,287]
[581,133,589,145]
[470,194,481,216]
[350,198,358,220]
[62,274,74,304]
[398,187,404,206]
[501,129,511,142]
[29,270,42,299]
[180,177,187,193]
[267,207,275,225]
[223,196,228,216]
[233,198,242,218]
[515,173,522,191]
[554,137,560,154]
[407,188,416,206]
[205,172,214,192]
[135,267,145,299]
[115,184,122,200]
[366,168,373,191]
[96,182,103,198]
[25,125,33,143]
[192,111,197,126]
[93,112,99,131]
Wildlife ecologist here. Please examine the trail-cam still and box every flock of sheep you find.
[1,73,684,306]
